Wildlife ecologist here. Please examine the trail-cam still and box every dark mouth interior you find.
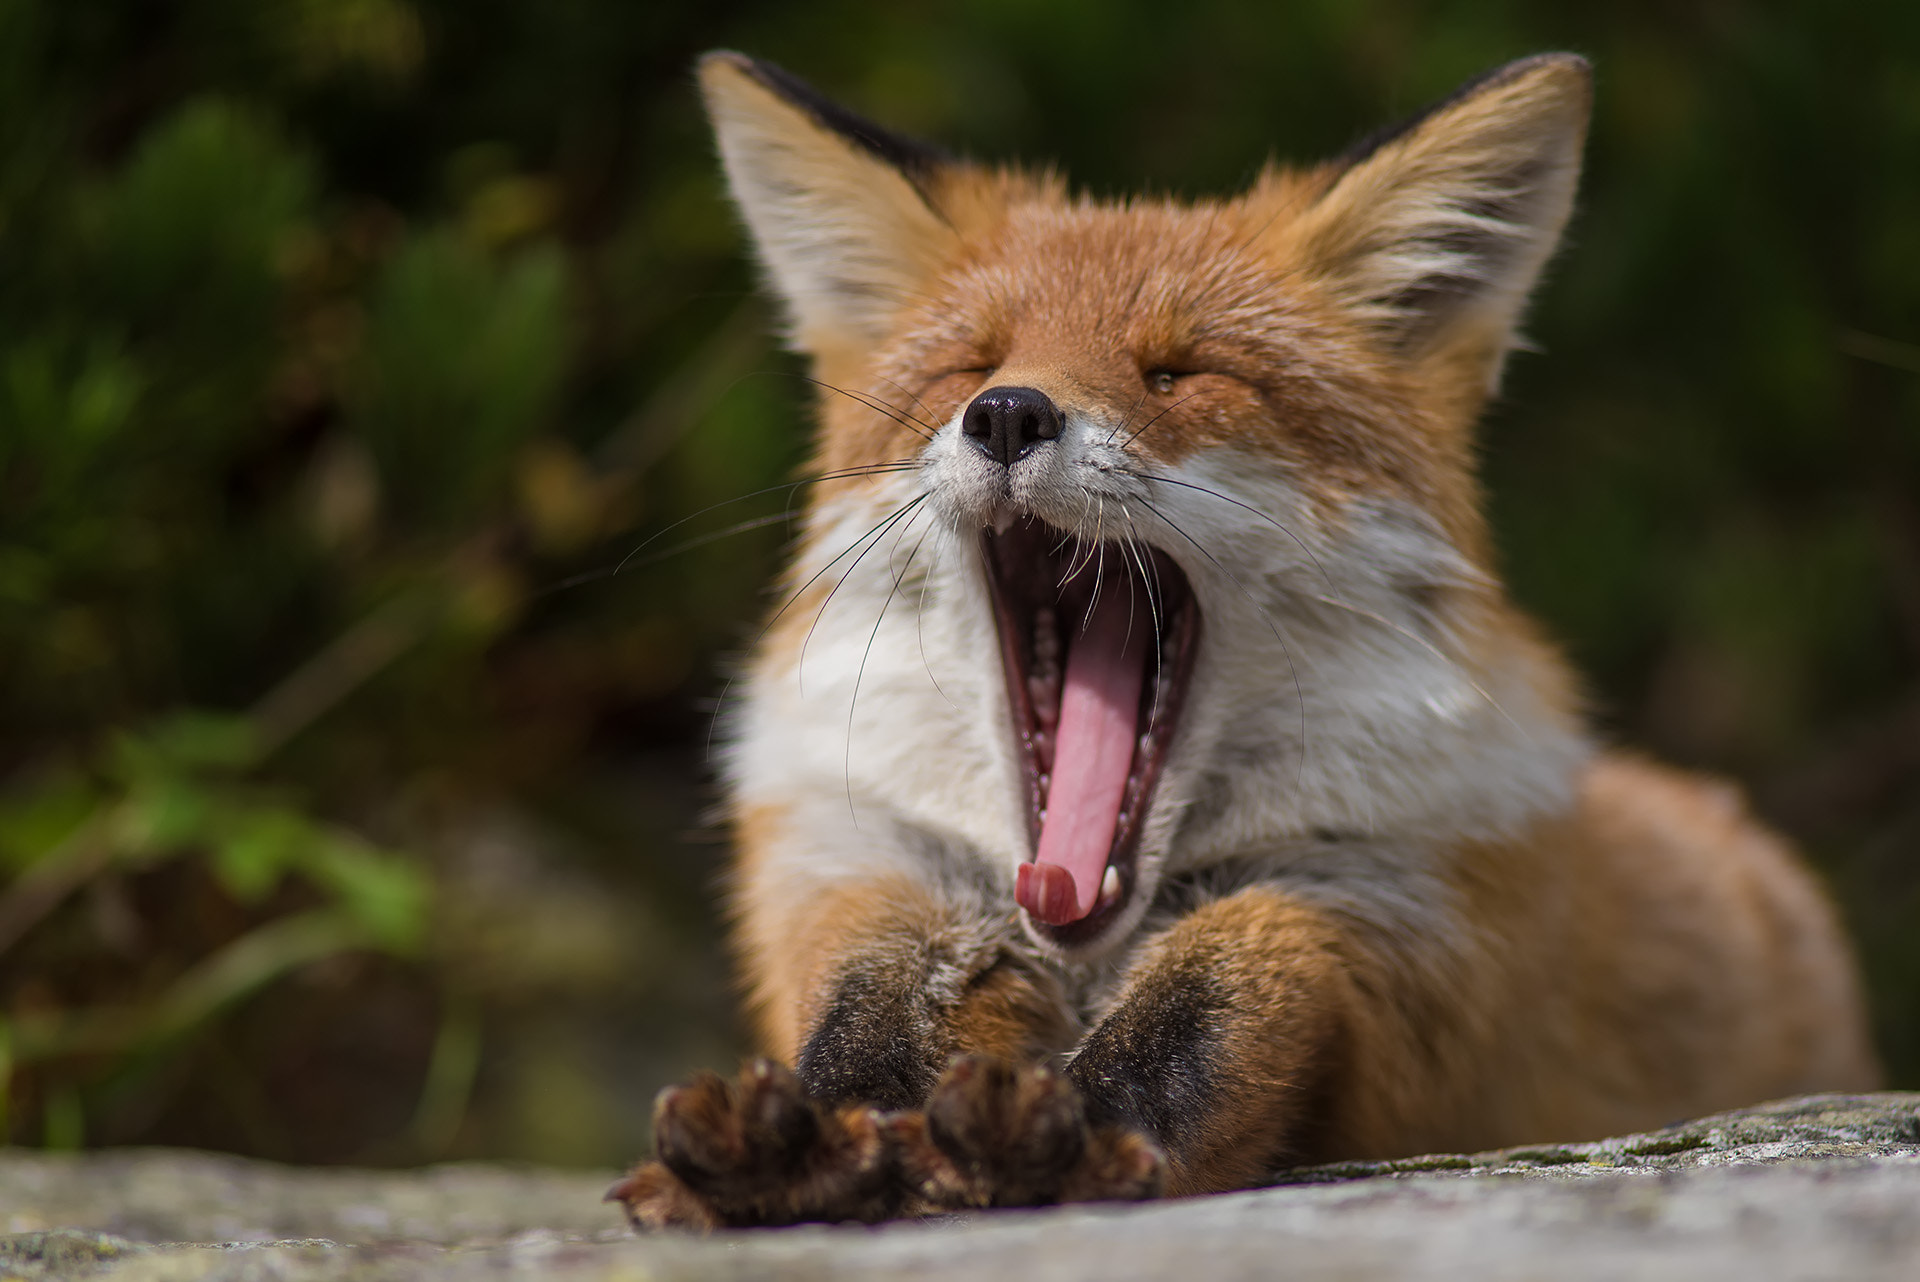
[982,518,1200,945]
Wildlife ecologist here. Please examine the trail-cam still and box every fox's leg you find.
[887,883,1361,1209]
[614,859,1081,1228]
[905,884,1357,1203]
[769,874,1076,1108]
[608,1057,901,1229]
[889,1053,1166,1209]
[1065,885,1353,1193]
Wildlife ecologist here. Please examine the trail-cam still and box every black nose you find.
[962,385,1062,467]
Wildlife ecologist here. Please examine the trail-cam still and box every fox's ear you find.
[698,52,958,359]
[1290,54,1591,394]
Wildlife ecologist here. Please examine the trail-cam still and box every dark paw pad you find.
[615,1058,903,1229]
[929,1055,1087,1188]
[653,1059,819,1197]
[900,1054,1163,1208]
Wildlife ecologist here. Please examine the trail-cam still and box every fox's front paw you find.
[608,1059,901,1229]
[895,1054,1163,1209]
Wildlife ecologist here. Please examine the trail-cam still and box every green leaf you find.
[0,338,146,463]
[114,778,215,864]
[212,805,310,902]
[0,771,97,875]
[350,231,570,524]
[301,838,429,952]
[95,98,315,335]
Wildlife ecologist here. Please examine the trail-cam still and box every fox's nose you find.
[962,385,1062,467]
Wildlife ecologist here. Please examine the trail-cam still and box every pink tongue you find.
[1016,587,1147,925]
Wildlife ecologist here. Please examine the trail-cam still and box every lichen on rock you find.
[4,1093,1919,1281]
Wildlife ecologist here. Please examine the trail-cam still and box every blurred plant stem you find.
[1837,329,1920,377]
[0,593,435,956]
[5,909,387,1064]
[594,298,768,475]
[407,997,481,1158]
[250,594,436,761]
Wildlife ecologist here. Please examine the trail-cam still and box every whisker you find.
[1119,511,1166,731]
[1119,471,1338,593]
[1086,498,1112,637]
[760,495,928,686]
[739,366,941,437]
[704,487,928,760]
[1231,201,1292,260]
[1106,385,1153,445]
[798,494,931,691]
[846,504,933,819]
[1123,470,1518,732]
[704,671,737,766]
[1307,593,1527,739]
[915,528,958,712]
[1136,495,1309,785]
[1058,493,1104,591]
[600,461,919,578]
[535,462,920,602]
[869,372,948,436]
[1122,391,1204,449]
[595,512,800,573]
[800,375,937,440]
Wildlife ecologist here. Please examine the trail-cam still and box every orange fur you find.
[611,51,1878,1230]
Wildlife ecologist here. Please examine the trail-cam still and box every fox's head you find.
[703,52,1594,958]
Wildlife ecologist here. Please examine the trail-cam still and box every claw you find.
[618,1059,905,1229]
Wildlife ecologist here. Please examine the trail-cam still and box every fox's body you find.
[614,52,1876,1228]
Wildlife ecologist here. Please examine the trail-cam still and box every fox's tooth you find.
[1031,675,1058,725]
[1100,865,1122,907]
[1033,607,1059,673]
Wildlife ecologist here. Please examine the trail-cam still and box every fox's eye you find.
[1148,370,1177,394]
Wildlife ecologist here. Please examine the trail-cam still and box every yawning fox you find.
[610,50,1878,1229]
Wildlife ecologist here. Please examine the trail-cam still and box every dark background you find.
[1,0,1915,1167]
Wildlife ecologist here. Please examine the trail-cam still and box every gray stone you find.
[1277,1090,1920,1181]
[0,1148,621,1245]
[4,1093,1918,1281]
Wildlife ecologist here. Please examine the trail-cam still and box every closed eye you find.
[1144,368,1196,394]
[1145,367,1251,398]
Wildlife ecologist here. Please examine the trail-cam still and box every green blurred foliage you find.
[0,0,1914,1165]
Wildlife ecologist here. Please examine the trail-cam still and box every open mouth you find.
[982,518,1201,947]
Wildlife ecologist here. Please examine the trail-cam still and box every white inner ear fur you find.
[699,57,956,357]
[1290,56,1590,391]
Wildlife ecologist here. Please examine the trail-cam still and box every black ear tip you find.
[1449,52,1593,109]
[1472,53,1593,109]
[694,50,953,185]
[1335,51,1592,170]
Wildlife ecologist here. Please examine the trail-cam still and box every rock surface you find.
[4,1093,1918,1281]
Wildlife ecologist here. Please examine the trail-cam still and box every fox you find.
[609,50,1879,1229]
